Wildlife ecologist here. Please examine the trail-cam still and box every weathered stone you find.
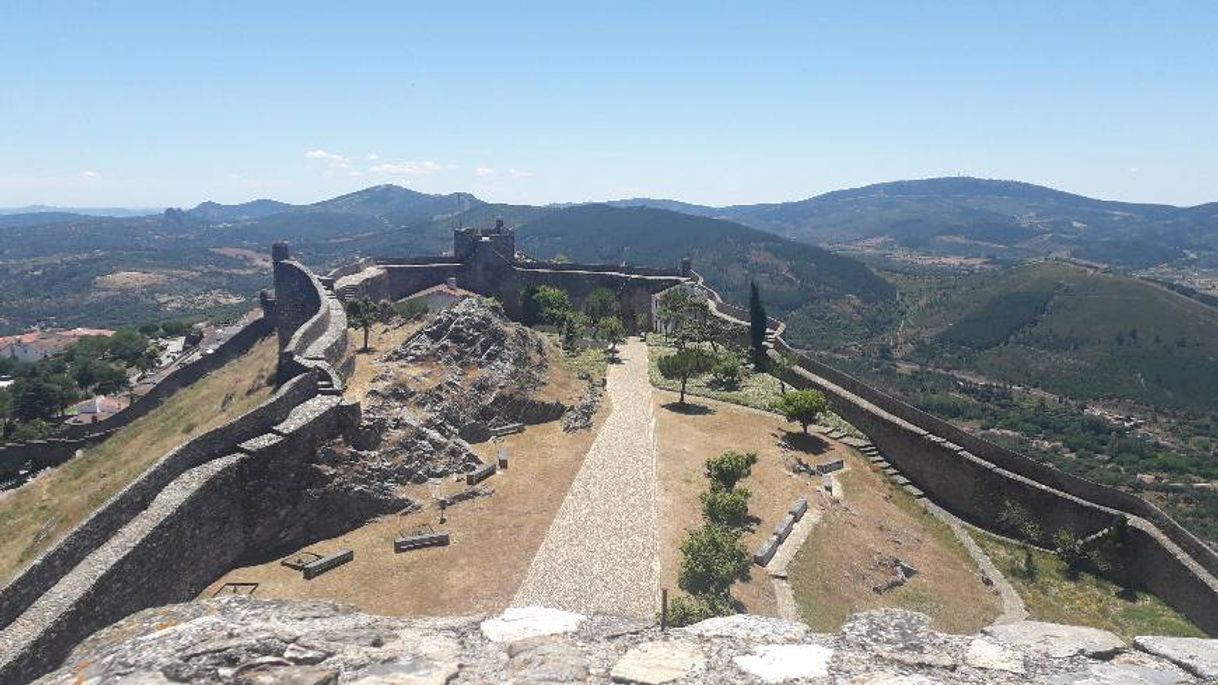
[609,640,704,684]
[1134,636,1218,679]
[509,637,591,683]
[480,607,587,644]
[233,665,339,685]
[348,658,459,685]
[985,621,1125,659]
[283,643,333,665]
[679,614,809,642]
[1041,663,1191,684]
[732,643,833,682]
[964,637,1024,674]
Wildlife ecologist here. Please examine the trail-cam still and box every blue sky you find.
[2,1,1216,207]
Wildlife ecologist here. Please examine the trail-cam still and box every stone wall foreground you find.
[0,254,354,684]
[36,598,1218,684]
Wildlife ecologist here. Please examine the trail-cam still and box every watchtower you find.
[453,218,516,262]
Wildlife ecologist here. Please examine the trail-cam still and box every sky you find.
[1,1,1216,208]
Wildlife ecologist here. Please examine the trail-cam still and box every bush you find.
[700,487,751,528]
[678,523,751,596]
[709,356,741,389]
[666,593,735,627]
[703,450,758,491]
[393,299,429,321]
[771,389,829,434]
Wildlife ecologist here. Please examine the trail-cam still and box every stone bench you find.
[302,549,354,579]
[754,535,780,566]
[395,531,450,553]
[439,486,491,507]
[466,463,496,486]
[789,497,808,521]
[773,513,797,545]
[489,423,523,438]
[816,459,845,475]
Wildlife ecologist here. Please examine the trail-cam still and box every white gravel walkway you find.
[513,338,660,619]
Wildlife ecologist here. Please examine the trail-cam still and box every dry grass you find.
[342,322,426,403]
[0,336,279,583]
[203,401,607,615]
[786,449,1002,634]
[971,530,1204,639]
[653,389,833,615]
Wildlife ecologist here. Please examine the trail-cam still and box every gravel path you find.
[513,338,660,618]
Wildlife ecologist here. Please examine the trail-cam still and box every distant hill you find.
[0,205,161,217]
[898,260,1218,411]
[613,177,1218,269]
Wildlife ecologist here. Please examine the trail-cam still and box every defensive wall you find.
[686,274,1218,634]
[331,227,687,332]
[0,247,355,684]
[0,314,273,485]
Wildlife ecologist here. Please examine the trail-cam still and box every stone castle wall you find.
[687,277,1218,634]
[0,315,273,484]
[0,252,354,684]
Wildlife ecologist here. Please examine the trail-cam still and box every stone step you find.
[903,484,925,498]
[882,467,898,476]
[890,475,911,487]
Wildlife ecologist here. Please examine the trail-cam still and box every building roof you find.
[405,282,477,300]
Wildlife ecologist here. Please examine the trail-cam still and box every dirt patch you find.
[653,389,836,616]
[342,323,427,403]
[211,247,274,269]
[93,270,182,289]
[786,450,1002,633]
[203,403,607,615]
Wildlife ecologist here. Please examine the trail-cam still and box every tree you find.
[598,315,626,352]
[709,354,741,389]
[771,351,795,395]
[106,329,152,366]
[704,450,758,491]
[678,523,751,597]
[529,286,571,326]
[748,281,768,368]
[771,389,829,434]
[346,296,382,352]
[657,348,715,404]
[700,487,751,529]
[658,288,704,348]
[92,364,131,395]
[560,310,589,350]
[583,288,619,324]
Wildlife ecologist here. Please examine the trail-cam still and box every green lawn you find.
[970,530,1204,639]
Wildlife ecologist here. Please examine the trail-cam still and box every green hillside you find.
[909,261,1218,411]
[517,204,897,343]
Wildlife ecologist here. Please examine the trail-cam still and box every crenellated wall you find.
[0,246,355,684]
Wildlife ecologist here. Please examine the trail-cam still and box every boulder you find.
[480,607,587,644]
[732,644,834,682]
[609,640,704,684]
[1134,636,1218,679]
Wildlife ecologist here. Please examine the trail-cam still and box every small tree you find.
[346,296,381,352]
[678,523,751,597]
[657,348,715,404]
[533,286,571,326]
[560,310,589,351]
[999,500,1042,579]
[598,315,626,352]
[709,354,741,389]
[700,487,751,529]
[584,288,619,324]
[748,281,768,368]
[771,351,795,395]
[771,389,829,434]
[704,450,758,491]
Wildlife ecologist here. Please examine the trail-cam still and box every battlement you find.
[454,217,515,261]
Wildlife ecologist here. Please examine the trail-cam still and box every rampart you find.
[0,315,273,484]
[685,274,1218,634]
[0,247,353,684]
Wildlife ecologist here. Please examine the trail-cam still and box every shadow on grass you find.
[662,401,716,416]
[778,430,831,455]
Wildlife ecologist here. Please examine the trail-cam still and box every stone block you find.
[394,532,450,553]
[302,549,353,580]
[466,463,496,486]
[789,498,808,521]
[773,514,796,544]
[754,535,780,566]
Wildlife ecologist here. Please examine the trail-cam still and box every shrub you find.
[657,348,716,404]
[700,487,751,528]
[666,592,735,627]
[704,450,758,491]
[393,299,429,321]
[709,356,741,389]
[678,523,751,596]
[771,389,829,434]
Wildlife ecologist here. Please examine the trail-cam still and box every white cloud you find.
[475,166,497,177]
[507,168,533,178]
[370,160,442,177]
[81,170,101,178]
[304,149,350,169]
[366,153,379,161]
[347,170,362,177]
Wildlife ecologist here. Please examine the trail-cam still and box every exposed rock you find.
[480,607,587,644]
[1134,635,1218,679]
[984,621,1126,659]
[964,637,1024,674]
[34,599,1210,685]
[732,644,833,682]
[677,614,809,643]
[609,640,704,684]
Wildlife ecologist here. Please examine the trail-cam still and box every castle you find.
[326,220,692,331]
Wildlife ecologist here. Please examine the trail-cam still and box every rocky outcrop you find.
[35,598,1217,684]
